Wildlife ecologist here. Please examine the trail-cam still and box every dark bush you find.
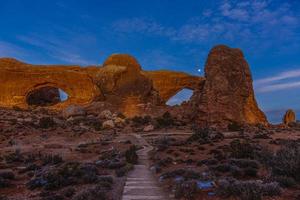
[273,176,296,188]
[131,115,151,126]
[39,117,56,129]
[155,112,174,128]
[72,185,109,200]
[213,164,231,173]
[188,127,223,144]
[217,179,281,200]
[244,167,258,177]
[27,162,99,190]
[0,177,11,188]
[0,196,8,200]
[175,180,198,199]
[42,154,63,165]
[115,164,134,177]
[4,149,24,163]
[228,122,243,131]
[229,159,259,169]
[271,141,300,181]
[0,170,15,180]
[125,145,138,164]
[229,139,256,159]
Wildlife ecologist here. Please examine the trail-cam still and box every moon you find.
[197,69,201,72]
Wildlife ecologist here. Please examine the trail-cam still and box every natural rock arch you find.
[143,70,204,103]
[0,58,102,109]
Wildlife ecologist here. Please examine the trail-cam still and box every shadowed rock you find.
[192,45,268,128]
[283,109,296,125]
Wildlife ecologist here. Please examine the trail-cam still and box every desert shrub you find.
[228,121,243,131]
[230,166,243,177]
[4,149,23,163]
[42,154,63,165]
[217,179,281,200]
[0,196,8,200]
[72,185,109,200]
[0,178,11,188]
[188,127,210,144]
[62,187,76,198]
[155,136,174,151]
[187,127,223,144]
[89,121,102,131]
[131,115,151,126]
[125,145,138,164]
[39,117,56,129]
[115,163,134,177]
[229,139,256,159]
[272,176,296,188]
[0,171,15,180]
[244,167,258,177]
[160,169,201,181]
[213,164,231,173]
[27,162,99,190]
[229,159,259,169]
[155,112,174,128]
[175,180,198,199]
[271,141,300,181]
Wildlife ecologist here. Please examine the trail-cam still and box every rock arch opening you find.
[26,86,69,107]
[166,88,194,106]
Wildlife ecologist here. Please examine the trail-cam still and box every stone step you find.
[122,195,165,200]
[125,182,158,186]
[123,188,165,196]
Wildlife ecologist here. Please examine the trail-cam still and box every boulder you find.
[143,124,154,132]
[102,120,115,129]
[283,109,296,125]
[192,45,268,128]
[62,105,86,119]
[99,110,112,120]
[114,117,125,128]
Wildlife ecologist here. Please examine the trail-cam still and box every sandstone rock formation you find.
[0,58,102,109]
[143,70,203,102]
[0,55,200,116]
[192,45,268,128]
[0,46,268,126]
[283,109,296,125]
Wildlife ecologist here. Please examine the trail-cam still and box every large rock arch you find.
[0,58,102,109]
[143,70,204,103]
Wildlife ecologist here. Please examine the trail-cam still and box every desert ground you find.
[1,106,300,200]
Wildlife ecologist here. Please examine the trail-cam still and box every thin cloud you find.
[112,0,299,48]
[0,41,27,58]
[112,18,175,37]
[17,32,96,66]
[257,81,300,93]
[255,69,300,85]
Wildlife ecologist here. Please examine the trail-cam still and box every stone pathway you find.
[121,134,171,200]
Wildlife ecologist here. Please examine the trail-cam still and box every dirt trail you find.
[121,134,171,200]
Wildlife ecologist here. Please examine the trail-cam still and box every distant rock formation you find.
[283,109,296,125]
[0,46,269,126]
[191,45,268,128]
[0,55,199,116]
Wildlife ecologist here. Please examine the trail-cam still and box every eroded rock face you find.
[192,45,268,128]
[143,70,203,102]
[0,55,200,116]
[283,109,296,125]
[0,58,102,109]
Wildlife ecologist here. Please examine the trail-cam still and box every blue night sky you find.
[1,0,300,123]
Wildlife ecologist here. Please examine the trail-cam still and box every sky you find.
[0,0,300,123]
